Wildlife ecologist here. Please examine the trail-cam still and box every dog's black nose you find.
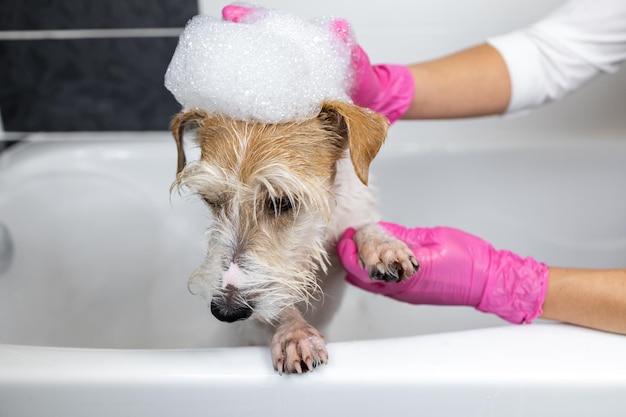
[210,299,253,323]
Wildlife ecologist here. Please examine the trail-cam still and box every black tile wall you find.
[0,37,181,131]
[0,0,197,132]
[0,0,196,30]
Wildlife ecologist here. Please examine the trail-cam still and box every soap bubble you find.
[164,6,354,123]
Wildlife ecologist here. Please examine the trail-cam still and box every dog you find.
[170,100,418,374]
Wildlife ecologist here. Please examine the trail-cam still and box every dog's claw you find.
[412,258,420,271]
[274,358,284,375]
[369,266,400,282]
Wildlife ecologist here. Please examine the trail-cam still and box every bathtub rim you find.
[1,323,625,384]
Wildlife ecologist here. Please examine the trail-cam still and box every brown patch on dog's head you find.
[317,100,389,185]
[170,109,205,175]
[170,100,388,187]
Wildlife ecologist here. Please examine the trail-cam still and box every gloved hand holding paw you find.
[337,222,549,324]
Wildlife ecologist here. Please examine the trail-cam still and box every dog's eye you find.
[202,195,223,209]
[268,197,293,215]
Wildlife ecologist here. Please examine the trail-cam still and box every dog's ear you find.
[319,101,389,185]
[170,109,208,175]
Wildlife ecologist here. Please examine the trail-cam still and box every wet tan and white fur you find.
[170,100,418,374]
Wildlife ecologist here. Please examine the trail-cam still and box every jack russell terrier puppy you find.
[170,100,418,374]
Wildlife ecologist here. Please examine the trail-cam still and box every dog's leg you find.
[270,306,327,374]
[353,223,419,282]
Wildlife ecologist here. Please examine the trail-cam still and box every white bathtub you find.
[1,129,625,416]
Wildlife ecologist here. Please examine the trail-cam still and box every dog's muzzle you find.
[210,285,253,323]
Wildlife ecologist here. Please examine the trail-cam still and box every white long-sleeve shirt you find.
[487,0,626,114]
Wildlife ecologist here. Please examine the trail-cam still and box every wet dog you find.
[170,100,417,374]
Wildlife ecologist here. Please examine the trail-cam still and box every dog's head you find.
[171,101,387,323]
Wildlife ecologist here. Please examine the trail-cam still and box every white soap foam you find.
[164,6,354,123]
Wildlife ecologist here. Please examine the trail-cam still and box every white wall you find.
[198,0,626,138]
[200,0,566,60]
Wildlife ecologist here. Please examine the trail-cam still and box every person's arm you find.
[352,0,626,121]
[337,223,626,335]
[402,44,511,119]
[542,267,626,334]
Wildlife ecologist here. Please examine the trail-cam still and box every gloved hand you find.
[221,5,415,124]
[337,222,549,324]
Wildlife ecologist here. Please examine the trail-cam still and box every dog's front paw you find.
[270,323,328,374]
[354,227,419,282]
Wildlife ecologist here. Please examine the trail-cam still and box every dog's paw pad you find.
[271,325,327,374]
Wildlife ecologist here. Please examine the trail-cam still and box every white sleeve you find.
[487,0,626,114]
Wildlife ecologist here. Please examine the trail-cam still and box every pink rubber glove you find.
[337,222,550,324]
[330,19,415,124]
[221,4,254,22]
[222,5,414,124]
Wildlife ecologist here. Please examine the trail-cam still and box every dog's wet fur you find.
[171,101,417,373]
